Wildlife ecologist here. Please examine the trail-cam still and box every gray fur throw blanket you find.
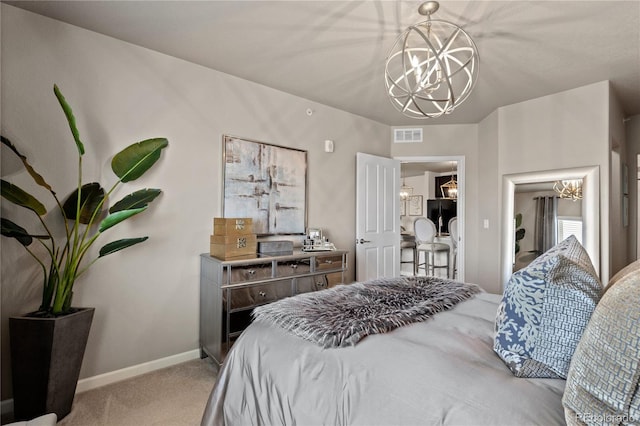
[252,276,481,348]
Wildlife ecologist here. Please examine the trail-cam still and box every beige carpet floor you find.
[57,358,218,426]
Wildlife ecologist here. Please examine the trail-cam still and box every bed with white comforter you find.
[201,292,566,425]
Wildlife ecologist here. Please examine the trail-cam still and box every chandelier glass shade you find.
[400,179,413,200]
[553,179,583,201]
[440,176,458,199]
[384,1,479,119]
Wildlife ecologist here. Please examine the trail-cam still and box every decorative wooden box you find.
[210,235,257,259]
[210,217,257,259]
[213,218,253,235]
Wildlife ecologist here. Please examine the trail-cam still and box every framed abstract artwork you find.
[222,135,307,235]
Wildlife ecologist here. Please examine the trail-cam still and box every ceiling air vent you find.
[393,128,423,143]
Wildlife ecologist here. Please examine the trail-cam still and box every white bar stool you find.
[414,217,450,278]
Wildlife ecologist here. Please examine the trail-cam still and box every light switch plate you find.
[324,139,334,153]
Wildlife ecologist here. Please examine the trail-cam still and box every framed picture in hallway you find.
[408,195,423,216]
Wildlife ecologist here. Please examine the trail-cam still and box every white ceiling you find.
[5,1,640,127]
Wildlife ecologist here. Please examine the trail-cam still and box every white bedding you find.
[201,292,566,425]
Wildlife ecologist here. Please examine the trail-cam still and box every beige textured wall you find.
[476,110,500,292]
[0,5,389,398]
[391,82,617,293]
[609,87,629,275]
[498,81,614,282]
[627,115,640,260]
[391,124,480,287]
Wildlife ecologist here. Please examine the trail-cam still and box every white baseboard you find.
[1,349,201,417]
[76,349,201,393]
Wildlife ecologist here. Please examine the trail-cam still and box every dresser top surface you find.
[200,250,347,265]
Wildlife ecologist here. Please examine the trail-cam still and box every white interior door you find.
[356,153,401,281]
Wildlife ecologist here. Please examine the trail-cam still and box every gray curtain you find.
[534,196,558,254]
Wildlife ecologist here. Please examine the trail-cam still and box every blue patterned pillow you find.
[494,235,602,378]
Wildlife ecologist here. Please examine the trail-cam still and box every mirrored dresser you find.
[199,250,348,366]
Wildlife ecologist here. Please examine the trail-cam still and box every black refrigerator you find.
[427,199,457,235]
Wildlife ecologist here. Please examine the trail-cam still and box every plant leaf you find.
[99,237,148,257]
[1,218,34,246]
[109,188,161,213]
[1,136,54,193]
[53,84,85,155]
[98,207,147,232]
[111,138,168,183]
[515,213,523,228]
[515,228,525,241]
[1,179,47,215]
[62,182,105,224]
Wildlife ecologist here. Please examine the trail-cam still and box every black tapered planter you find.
[9,307,94,421]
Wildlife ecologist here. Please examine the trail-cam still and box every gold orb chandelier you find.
[384,1,479,119]
[553,179,583,201]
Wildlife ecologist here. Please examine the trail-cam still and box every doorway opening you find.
[395,156,465,282]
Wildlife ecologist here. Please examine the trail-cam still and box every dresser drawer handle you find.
[258,291,267,297]
[324,260,333,264]
[290,264,298,269]
[246,269,256,275]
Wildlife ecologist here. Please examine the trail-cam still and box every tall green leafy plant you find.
[1,85,168,316]
[514,212,526,254]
